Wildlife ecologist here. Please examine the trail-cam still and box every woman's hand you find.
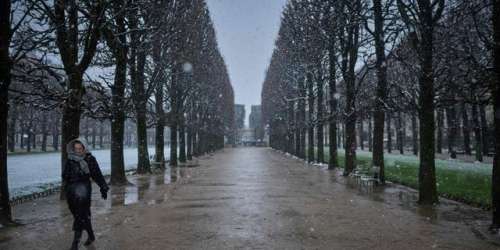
[100,187,109,200]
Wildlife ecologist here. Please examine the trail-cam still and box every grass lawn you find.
[7,150,59,156]
[320,148,492,208]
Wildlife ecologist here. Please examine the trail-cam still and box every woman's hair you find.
[73,141,85,149]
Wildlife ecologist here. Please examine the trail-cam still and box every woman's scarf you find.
[66,138,90,174]
[67,152,90,174]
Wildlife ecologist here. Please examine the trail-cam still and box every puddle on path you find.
[6,166,195,229]
[320,167,500,245]
[100,166,193,210]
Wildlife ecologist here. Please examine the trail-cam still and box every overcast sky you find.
[205,0,287,125]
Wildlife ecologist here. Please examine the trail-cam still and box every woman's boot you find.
[71,230,82,250]
[84,223,95,246]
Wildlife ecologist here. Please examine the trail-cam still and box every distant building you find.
[241,128,255,144]
[234,104,245,143]
[234,104,245,129]
[249,105,260,129]
[249,105,265,143]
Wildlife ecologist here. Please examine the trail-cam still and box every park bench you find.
[351,166,380,190]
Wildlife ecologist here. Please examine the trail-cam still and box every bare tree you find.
[491,0,500,232]
[1,0,49,223]
[128,0,151,173]
[397,0,445,205]
[101,0,129,184]
[339,0,363,176]
[0,0,13,223]
[368,0,397,183]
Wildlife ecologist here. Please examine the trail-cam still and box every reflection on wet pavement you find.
[7,165,194,228]
[323,165,500,244]
[103,166,192,209]
[0,165,194,246]
[335,170,479,222]
[2,148,500,250]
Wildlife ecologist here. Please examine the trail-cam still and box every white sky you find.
[206,0,287,125]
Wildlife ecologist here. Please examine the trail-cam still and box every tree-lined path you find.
[2,0,500,248]
[1,147,497,249]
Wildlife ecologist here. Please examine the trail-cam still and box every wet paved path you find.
[1,147,499,249]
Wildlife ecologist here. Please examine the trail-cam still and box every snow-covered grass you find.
[323,148,493,208]
[7,146,170,198]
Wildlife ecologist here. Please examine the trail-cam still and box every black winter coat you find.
[63,153,109,231]
[62,153,108,191]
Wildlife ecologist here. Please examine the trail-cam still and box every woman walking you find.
[63,138,109,250]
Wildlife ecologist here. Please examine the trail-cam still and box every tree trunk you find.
[342,123,346,150]
[32,124,36,150]
[0,0,12,220]
[461,102,472,155]
[179,120,186,163]
[55,0,104,198]
[91,122,97,149]
[337,124,341,149]
[386,113,392,153]
[328,45,338,169]
[200,130,206,154]
[194,128,200,157]
[129,3,150,174]
[187,125,193,161]
[372,0,388,182]
[170,83,179,166]
[154,86,165,167]
[345,105,357,176]
[8,105,16,153]
[397,112,404,154]
[84,118,90,143]
[490,0,500,230]
[27,123,32,153]
[344,70,357,175]
[417,1,438,205]
[436,108,444,154]
[20,125,25,149]
[99,122,104,149]
[41,113,47,152]
[136,111,150,173]
[298,76,306,159]
[152,25,165,168]
[131,50,150,173]
[472,103,483,162]
[107,13,128,184]
[341,1,360,176]
[480,104,489,156]
[359,119,364,151]
[110,114,126,185]
[170,124,178,166]
[198,129,207,155]
[295,108,301,157]
[368,115,373,152]
[61,73,84,195]
[52,114,59,151]
[287,100,295,154]
[412,113,419,156]
[446,105,458,159]
[126,122,132,147]
[307,72,315,163]
[316,67,324,163]
[0,81,11,223]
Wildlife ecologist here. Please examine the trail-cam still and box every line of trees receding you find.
[261,0,500,231]
[0,0,235,224]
